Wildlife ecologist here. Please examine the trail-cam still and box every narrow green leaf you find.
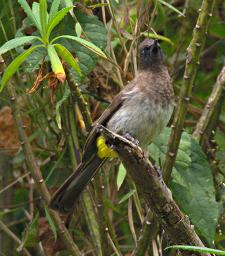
[47,44,65,83]
[63,0,73,7]
[49,0,61,22]
[0,45,43,91]
[18,0,41,31]
[119,189,136,204]
[165,245,225,255]
[142,32,174,46]
[54,43,81,75]
[158,0,185,17]
[75,22,82,38]
[46,6,73,40]
[117,163,127,190]
[55,84,71,129]
[0,36,40,55]
[44,207,57,240]
[39,0,48,38]
[52,35,107,59]
[32,2,41,31]
[17,213,39,251]
[89,3,109,9]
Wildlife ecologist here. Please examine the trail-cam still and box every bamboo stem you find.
[162,0,216,183]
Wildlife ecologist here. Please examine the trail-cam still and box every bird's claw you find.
[123,133,139,146]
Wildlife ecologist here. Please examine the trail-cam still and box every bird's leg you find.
[123,133,139,146]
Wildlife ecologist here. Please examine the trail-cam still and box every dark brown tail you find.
[49,157,105,213]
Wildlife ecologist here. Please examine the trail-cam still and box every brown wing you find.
[82,81,136,161]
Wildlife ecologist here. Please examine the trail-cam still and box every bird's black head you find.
[139,39,165,70]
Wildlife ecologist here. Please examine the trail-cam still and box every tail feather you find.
[49,157,105,213]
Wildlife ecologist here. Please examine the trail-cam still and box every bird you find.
[49,38,174,213]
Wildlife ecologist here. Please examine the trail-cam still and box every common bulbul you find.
[50,39,174,213]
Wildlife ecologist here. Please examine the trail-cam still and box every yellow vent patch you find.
[97,135,118,159]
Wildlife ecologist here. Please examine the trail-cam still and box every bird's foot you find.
[123,133,139,146]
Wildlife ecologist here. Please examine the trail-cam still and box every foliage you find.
[0,0,224,255]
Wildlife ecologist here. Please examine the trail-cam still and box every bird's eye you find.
[144,46,151,51]
[141,46,151,55]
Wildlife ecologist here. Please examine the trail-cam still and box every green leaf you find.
[0,36,40,55]
[142,32,174,46]
[52,10,107,81]
[75,22,82,38]
[46,6,73,40]
[17,213,39,251]
[39,0,48,38]
[32,2,41,31]
[55,83,71,129]
[44,206,57,241]
[119,189,136,204]
[49,0,61,22]
[165,245,225,255]
[47,44,65,82]
[54,43,81,75]
[18,0,41,32]
[158,0,185,17]
[89,3,109,9]
[0,45,42,91]
[117,163,127,190]
[63,0,73,7]
[148,128,219,245]
[52,35,107,59]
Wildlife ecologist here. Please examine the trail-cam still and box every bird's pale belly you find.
[107,98,173,148]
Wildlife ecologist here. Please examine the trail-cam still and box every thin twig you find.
[193,62,225,143]
[162,0,216,183]
[0,220,32,256]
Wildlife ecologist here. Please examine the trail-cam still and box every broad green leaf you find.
[165,245,225,255]
[52,35,107,59]
[148,128,219,245]
[119,189,136,204]
[0,45,42,91]
[47,44,65,83]
[46,6,73,40]
[17,213,39,251]
[158,0,185,17]
[54,43,81,75]
[142,32,174,46]
[117,163,127,190]
[0,36,40,55]
[75,22,82,38]
[18,0,41,32]
[55,84,71,129]
[49,0,61,22]
[39,0,48,38]
[44,206,57,241]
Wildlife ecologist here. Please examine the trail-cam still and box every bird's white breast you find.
[107,89,173,148]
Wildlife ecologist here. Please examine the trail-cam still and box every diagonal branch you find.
[162,0,215,183]
[100,125,210,256]
[193,62,225,143]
